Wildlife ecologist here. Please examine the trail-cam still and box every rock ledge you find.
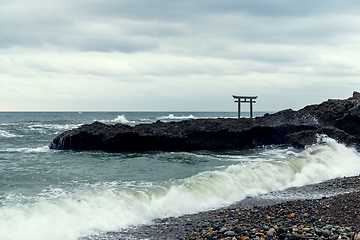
[49,92,360,152]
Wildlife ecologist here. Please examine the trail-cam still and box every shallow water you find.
[0,112,360,240]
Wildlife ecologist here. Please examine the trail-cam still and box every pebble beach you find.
[88,175,360,240]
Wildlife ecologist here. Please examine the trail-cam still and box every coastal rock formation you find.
[49,91,360,152]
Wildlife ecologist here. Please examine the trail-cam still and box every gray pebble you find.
[323,230,331,237]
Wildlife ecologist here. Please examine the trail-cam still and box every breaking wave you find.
[2,146,49,153]
[156,114,195,120]
[1,137,360,240]
[109,115,136,124]
[27,124,81,134]
[0,130,18,138]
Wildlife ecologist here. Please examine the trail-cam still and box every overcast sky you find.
[1,0,360,111]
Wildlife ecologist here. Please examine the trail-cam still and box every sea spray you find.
[287,135,360,187]
[110,115,136,124]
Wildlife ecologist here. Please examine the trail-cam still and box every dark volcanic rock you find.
[285,126,357,148]
[49,91,360,152]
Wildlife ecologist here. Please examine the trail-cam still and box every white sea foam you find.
[209,147,292,163]
[27,124,81,134]
[0,129,18,138]
[1,123,79,137]
[140,118,151,122]
[0,123,18,126]
[102,115,136,124]
[156,114,195,120]
[1,136,360,240]
[285,135,360,187]
[4,146,49,153]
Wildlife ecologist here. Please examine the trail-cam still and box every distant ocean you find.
[1,112,360,240]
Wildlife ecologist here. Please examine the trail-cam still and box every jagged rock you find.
[285,126,357,148]
[49,91,360,152]
[285,130,317,148]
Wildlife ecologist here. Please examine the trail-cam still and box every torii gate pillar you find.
[233,95,258,119]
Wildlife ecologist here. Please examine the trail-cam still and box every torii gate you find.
[233,95,258,119]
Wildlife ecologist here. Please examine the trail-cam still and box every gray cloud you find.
[76,0,360,19]
[2,0,360,52]
[1,0,360,111]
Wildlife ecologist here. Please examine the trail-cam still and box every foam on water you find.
[3,146,49,153]
[27,124,82,135]
[1,136,360,240]
[0,123,81,137]
[100,113,227,126]
[0,129,19,138]
[286,135,360,187]
[106,115,136,124]
[156,114,195,120]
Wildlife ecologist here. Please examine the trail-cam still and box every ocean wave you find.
[205,146,292,163]
[0,130,19,138]
[0,123,18,126]
[27,124,81,134]
[0,123,80,137]
[99,115,136,125]
[156,114,195,120]
[284,135,360,187]
[139,118,152,123]
[112,115,136,124]
[3,146,49,153]
[1,136,360,240]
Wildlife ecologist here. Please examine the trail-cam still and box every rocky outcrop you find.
[49,91,360,152]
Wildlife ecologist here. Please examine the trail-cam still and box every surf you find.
[156,114,196,121]
[0,129,19,138]
[1,136,360,240]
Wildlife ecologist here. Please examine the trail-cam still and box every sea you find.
[1,111,360,240]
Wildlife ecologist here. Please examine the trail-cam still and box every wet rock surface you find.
[50,91,360,152]
[81,175,360,240]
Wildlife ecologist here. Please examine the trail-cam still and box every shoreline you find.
[82,175,360,240]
